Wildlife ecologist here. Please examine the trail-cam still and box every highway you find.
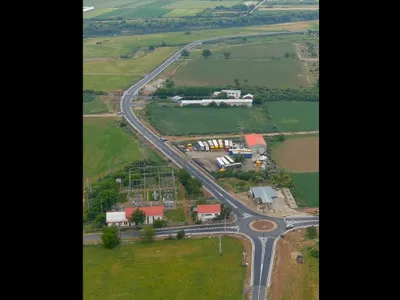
[114,30,319,300]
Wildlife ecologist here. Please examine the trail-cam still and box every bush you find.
[310,248,319,258]
[153,219,167,229]
[101,226,120,249]
[165,234,174,240]
[306,226,318,240]
[141,225,156,242]
[176,230,185,240]
[195,220,202,224]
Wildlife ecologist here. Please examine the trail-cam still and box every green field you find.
[165,1,240,9]
[83,21,319,58]
[83,117,150,180]
[83,96,110,114]
[164,208,186,222]
[173,41,312,87]
[83,75,142,92]
[84,237,246,300]
[149,107,275,135]
[292,172,319,207]
[164,8,204,17]
[83,8,117,19]
[267,101,319,132]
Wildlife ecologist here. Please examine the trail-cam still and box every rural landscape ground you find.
[83,1,319,299]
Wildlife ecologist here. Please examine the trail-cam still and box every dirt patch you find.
[273,136,319,172]
[268,229,319,300]
[249,220,277,232]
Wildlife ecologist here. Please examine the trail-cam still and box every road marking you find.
[285,220,319,226]
[241,212,253,219]
[176,226,239,232]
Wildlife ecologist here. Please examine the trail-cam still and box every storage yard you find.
[176,134,271,173]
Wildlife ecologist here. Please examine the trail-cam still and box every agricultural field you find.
[258,5,319,13]
[148,107,275,135]
[83,117,154,181]
[83,96,110,114]
[83,75,142,92]
[84,237,246,300]
[164,8,204,17]
[172,39,315,87]
[83,8,117,19]
[268,228,319,300]
[267,101,319,132]
[165,1,240,9]
[291,172,319,207]
[272,136,319,173]
[83,20,319,58]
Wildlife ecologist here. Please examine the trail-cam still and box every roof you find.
[250,186,277,204]
[106,211,127,223]
[125,206,164,218]
[180,99,252,104]
[197,204,221,214]
[171,95,183,101]
[221,90,241,94]
[244,134,266,147]
[243,93,254,99]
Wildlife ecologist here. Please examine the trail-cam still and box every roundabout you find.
[249,220,278,233]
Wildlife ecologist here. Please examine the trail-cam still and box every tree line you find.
[83,11,319,36]
[176,169,203,199]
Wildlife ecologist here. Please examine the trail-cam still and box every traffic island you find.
[249,220,278,232]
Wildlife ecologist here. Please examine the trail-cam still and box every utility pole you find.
[219,235,222,255]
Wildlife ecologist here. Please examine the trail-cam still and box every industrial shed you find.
[244,134,267,156]
[179,99,252,107]
[249,186,277,209]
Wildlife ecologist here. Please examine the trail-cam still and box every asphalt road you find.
[110,30,320,300]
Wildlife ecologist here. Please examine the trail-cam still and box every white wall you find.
[198,212,219,221]
[107,221,129,227]
[144,215,163,225]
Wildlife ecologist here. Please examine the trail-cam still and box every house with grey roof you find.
[249,186,277,209]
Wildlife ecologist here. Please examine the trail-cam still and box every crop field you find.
[83,117,150,180]
[165,1,240,9]
[272,136,319,173]
[173,41,310,87]
[83,96,109,114]
[95,0,176,18]
[83,20,319,58]
[258,5,319,12]
[84,237,246,300]
[84,47,179,74]
[291,172,319,207]
[83,75,142,92]
[148,107,275,135]
[164,8,204,17]
[83,8,117,19]
[267,101,319,132]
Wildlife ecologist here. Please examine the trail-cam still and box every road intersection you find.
[85,30,319,300]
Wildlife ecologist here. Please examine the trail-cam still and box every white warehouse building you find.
[213,90,241,99]
[179,99,252,107]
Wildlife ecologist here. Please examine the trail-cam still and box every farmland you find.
[267,101,319,132]
[172,39,316,87]
[292,172,319,207]
[83,117,155,181]
[148,107,275,135]
[83,75,142,92]
[83,96,109,115]
[272,136,319,173]
[83,237,246,300]
[83,20,319,58]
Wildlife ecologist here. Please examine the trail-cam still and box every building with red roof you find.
[197,204,221,222]
[244,134,267,155]
[125,206,164,225]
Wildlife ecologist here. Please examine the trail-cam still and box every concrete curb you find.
[265,224,319,299]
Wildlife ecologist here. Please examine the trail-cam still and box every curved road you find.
[108,30,319,300]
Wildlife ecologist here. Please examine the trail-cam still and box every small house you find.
[125,206,164,225]
[197,204,221,221]
[106,211,129,227]
[249,186,277,209]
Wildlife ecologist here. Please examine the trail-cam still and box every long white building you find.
[179,99,252,107]
[213,90,241,99]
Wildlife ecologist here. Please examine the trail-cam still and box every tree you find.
[284,52,290,58]
[176,230,185,240]
[96,190,118,211]
[141,225,155,242]
[94,213,106,228]
[185,31,191,35]
[149,45,155,51]
[220,204,232,219]
[242,37,247,43]
[181,49,190,58]
[101,226,120,249]
[306,226,318,240]
[201,49,212,59]
[244,78,248,84]
[160,41,167,47]
[165,79,174,88]
[222,51,231,59]
[130,208,146,226]
[234,78,240,87]
[153,219,167,229]
[216,92,228,99]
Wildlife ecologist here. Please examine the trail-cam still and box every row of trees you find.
[83,11,319,36]
[182,49,232,59]
[176,169,203,199]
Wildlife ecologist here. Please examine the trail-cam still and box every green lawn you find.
[83,117,147,180]
[83,21,319,58]
[292,172,319,207]
[267,101,319,132]
[148,107,275,135]
[83,237,246,300]
[83,96,110,114]
[83,75,142,93]
[164,208,186,222]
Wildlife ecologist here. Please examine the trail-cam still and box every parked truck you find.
[224,140,230,151]
[213,140,219,150]
[216,157,225,169]
[197,141,205,151]
[208,140,215,151]
[218,139,224,150]
[204,141,210,152]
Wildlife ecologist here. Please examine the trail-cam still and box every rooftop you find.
[221,90,241,94]
[250,186,277,204]
[197,204,221,214]
[245,134,267,147]
[106,211,127,223]
[125,206,164,218]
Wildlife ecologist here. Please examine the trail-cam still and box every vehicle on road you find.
[286,224,294,229]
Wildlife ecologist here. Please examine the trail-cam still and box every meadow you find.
[165,1,240,9]
[267,101,319,132]
[83,96,109,114]
[83,20,319,58]
[83,75,142,92]
[83,117,153,180]
[291,172,319,207]
[83,237,246,300]
[148,107,275,135]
